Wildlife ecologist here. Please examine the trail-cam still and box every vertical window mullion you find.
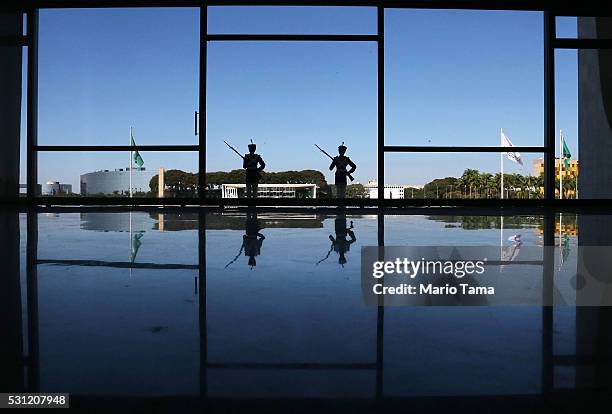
[544,11,556,201]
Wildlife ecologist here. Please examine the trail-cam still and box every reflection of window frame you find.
[18,4,610,205]
[22,210,562,396]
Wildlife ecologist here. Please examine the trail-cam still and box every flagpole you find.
[576,166,579,199]
[129,126,133,198]
[499,129,504,249]
[500,129,504,199]
[559,212,563,269]
[500,215,504,265]
[559,129,563,200]
[129,126,132,275]
[129,210,133,278]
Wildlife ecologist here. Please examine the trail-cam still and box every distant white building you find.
[80,167,156,195]
[364,180,423,199]
[41,181,72,195]
[221,183,317,198]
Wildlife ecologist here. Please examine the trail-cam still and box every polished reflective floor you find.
[3,209,612,408]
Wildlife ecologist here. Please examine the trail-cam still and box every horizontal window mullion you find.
[0,36,28,46]
[554,38,612,49]
[205,34,379,42]
[35,145,200,152]
[27,0,202,8]
[206,1,546,11]
[384,146,549,153]
[205,362,376,370]
[19,1,607,13]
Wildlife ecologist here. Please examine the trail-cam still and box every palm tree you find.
[460,169,480,198]
[491,173,502,198]
[479,173,493,198]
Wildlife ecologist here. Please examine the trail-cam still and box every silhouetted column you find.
[577,16,612,389]
[578,17,612,198]
[198,211,207,398]
[26,212,39,391]
[576,215,612,389]
[0,211,24,391]
[0,13,23,199]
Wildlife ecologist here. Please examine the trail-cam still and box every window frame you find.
[13,2,612,206]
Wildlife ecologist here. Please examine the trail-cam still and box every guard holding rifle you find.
[316,142,357,199]
[224,139,266,198]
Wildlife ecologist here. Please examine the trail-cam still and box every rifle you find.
[224,140,263,180]
[314,144,354,181]
[224,140,244,160]
[224,242,245,269]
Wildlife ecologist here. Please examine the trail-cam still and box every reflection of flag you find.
[502,234,522,262]
[501,131,523,166]
[130,232,144,263]
[131,131,144,168]
[562,233,570,264]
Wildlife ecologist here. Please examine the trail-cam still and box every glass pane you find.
[385,10,543,147]
[208,6,376,35]
[206,42,377,199]
[555,49,578,200]
[206,212,377,397]
[557,16,612,39]
[38,8,199,146]
[20,48,27,196]
[38,151,198,197]
[556,16,577,38]
[36,211,199,395]
[385,152,544,199]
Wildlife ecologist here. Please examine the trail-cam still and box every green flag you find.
[562,140,571,169]
[130,232,144,263]
[131,133,144,168]
[562,233,570,263]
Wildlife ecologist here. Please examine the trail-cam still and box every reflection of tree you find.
[428,215,543,230]
[148,213,325,231]
[300,213,577,238]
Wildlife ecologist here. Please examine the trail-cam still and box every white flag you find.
[501,131,523,166]
[501,234,523,265]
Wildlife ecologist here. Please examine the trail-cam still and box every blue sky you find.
[26,7,578,189]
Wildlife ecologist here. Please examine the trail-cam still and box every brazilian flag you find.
[131,132,144,168]
[562,140,571,169]
[130,232,144,263]
[562,233,570,263]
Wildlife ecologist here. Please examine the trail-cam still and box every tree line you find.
[148,168,577,199]
[148,169,367,198]
[411,168,577,199]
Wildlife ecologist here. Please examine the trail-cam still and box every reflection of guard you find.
[329,142,356,199]
[243,140,266,198]
[244,211,265,267]
[317,215,356,266]
[225,211,265,269]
